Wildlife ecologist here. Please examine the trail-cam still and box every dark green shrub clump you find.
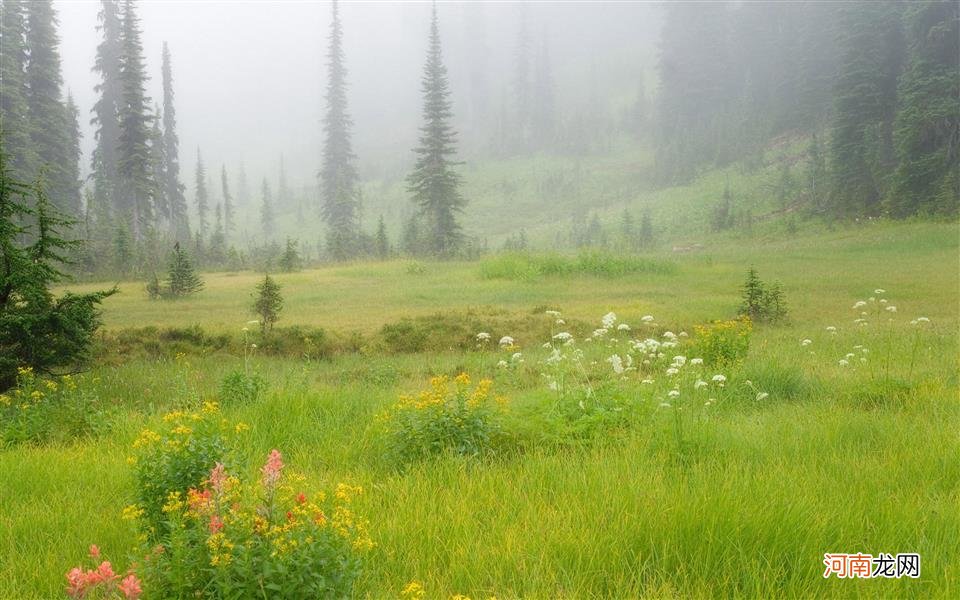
[738,267,788,323]
[219,370,267,405]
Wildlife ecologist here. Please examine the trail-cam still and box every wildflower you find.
[853,300,867,309]
[250,343,258,349]
[511,352,523,362]
[672,355,686,366]
[756,392,769,401]
[668,389,680,399]
[401,581,426,600]
[641,379,654,384]
[659,402,671,408]
[879,298,888,304]
[885,305,897,313]
[297,492,307,504]
[556,318,565,325]
[592,328,608,338]
[209,514,224,534]
[553,332,573,343]
[209,463,227,495]
[476,332,491,342]
[607,354,625,375]
[499,335,515,347]
[666,367,679,376]
[602,312,617,328]
[121,504,144,521]
[261,449,284,488]
[234,422,250,434]
[711,374,727,385]
[662,331,677,340]
[839,359,849,367]
[88,544,100,558]
[694,380,707,390]
[825,326,837,334]
[497,360,508,368]
[545,310,561,317]
[679,331,688,338]
[874,289,886,294]
[916,316,930,323]
[690,357,703,365]
[641,315,655,323]
[66,568,86,598]
[118,574,142,600]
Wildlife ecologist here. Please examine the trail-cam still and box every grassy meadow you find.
[2,220,958,598]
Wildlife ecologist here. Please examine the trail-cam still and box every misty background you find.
[59,1,659,191]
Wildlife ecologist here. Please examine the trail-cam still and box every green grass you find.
[4,220,958,598]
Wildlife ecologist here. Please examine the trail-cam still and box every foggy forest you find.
[1,0,957,598]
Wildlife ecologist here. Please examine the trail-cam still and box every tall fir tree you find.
[888,0,959,217]
[0,0,36,183]
[90,0,123,217]
[260,178,274,239]
[161,41,189,242]
[64,93,83,217]
[829,0,906,216]
[24,0,75,214]
[116,0,154,238]
[221,165,235,237]
[319,0,359,261]
[194,149,208,240]
[148,104,167,225]
[407,4,465,257]
[375,215,389,260]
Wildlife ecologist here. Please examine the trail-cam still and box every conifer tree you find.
[277,154,290,211]
[166,241,203,297]
[194,149,208,240]
[148,105,167,224]
[888,0,959,217]
[0,149,115,390]
[278,238,301,272]
[25,0,75,214]
[0,0,36,183]
[90,0,123,216]
[252,274,282,335]
[260,178,274,239]
[64,94,83,216]
[375,215,390,260]
[208,203,226,265]
[639,208,654,247]
[161,41,189,242]
[320,0,359,261]
[407,4,466,258]
[221,165,235,237]
[116,0,154,237]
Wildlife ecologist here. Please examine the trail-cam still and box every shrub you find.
[694,317,752,366]
[252,274,284,335]
[738,267,788,323]
[218,369,267,406]
[131,402,241,535]
[165,243,204,298]
[137,451,369,598]
[0,367,108,448]
[381,373,506,466]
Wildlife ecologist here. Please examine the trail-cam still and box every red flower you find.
[88,544,101,559]
[208,514,224,534]
[296,492,307,504]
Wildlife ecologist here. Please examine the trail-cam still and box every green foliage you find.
[252,274,283,334]
[131,402,234,536]
[218,369,266,406]
[0,368,107,448]
[480,250,677,281]
[381,373,503,466]
[278,237,302,272]
[738,267,788,323]
[0,157,115,390]
[165,242,204,298]
[694,317,753,366]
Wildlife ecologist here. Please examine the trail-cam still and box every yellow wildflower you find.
[401,581,426,600]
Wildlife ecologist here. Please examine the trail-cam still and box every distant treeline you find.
[656,1,958,217]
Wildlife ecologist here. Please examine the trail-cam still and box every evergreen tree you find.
[221,165,235,237]
[166,242,203,297]
[829,1,905,216]
[260,178,274,239]
[806,133,828,211]
[208,202,226,265]
[25,0,75,214]
[148,105,167,224]
[0,0,36,183]
[113,222,132,275]
[90,0,123,217]
[888,0,959,217]
[375,215,390,260]
[194,149,208,240]
[161,41,189,242]
[620,208,635,249]
[319,0,359,261]
[407,5,466,258]
[0,149,115,390]
[252,274,282,335]
[278,237,301,272]
[116,0,154,238]
[64,94,83,216]
[639,208,654,247]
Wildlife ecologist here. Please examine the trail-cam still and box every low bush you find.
[218,369,267,406]
[0,367,108,448]
[380,373,506,466]
[693,317,752,366]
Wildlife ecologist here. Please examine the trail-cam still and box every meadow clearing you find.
[2,220,958,598]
